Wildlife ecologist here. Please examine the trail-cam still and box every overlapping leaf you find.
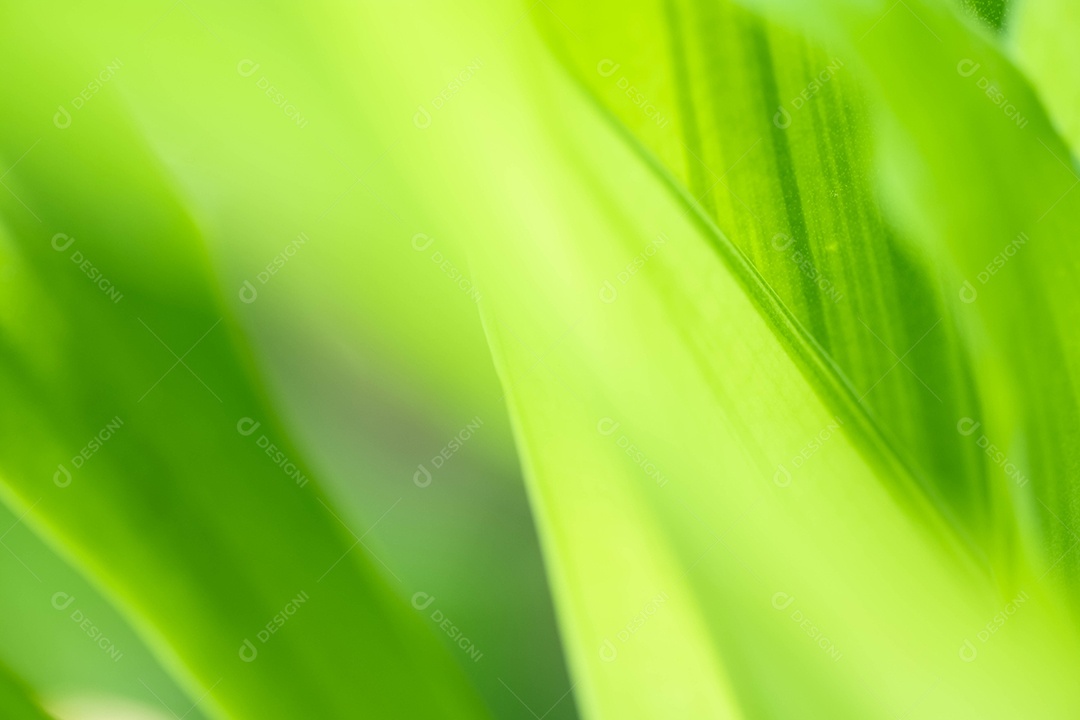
[0,5,488,719]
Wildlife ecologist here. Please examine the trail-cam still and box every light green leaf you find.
[535,0,1001,562]
[0,662,55,720]
[0,499,202,717]
[725,0,1080,585]
[458,46,1080,714]
[1011,0,1080,154]
[435,0,1080,716]
[0,6,487,718]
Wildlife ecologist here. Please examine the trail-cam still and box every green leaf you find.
[431,0,1080,715]
[0,498,202,716]
[0,7,487,718]
[1011,0,1080,154]
[458,49,1080,714]
[534,0,1001,562]
[5,0,1080,717]
[726,0,1080,586]
[531,0,1080,587]
[0,662,55,720]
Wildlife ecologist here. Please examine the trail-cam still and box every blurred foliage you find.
[0,0,1078,718]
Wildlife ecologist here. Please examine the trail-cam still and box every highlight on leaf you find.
[0,0,1078,718]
